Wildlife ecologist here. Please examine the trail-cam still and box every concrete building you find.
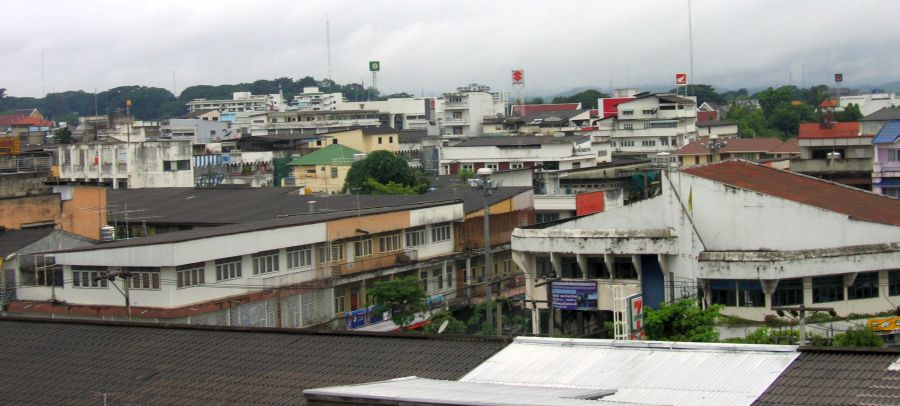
[187,91,285,113]
[312,127,399,154]
[839,92,900,117]
[696,120,738,138]
[860,107,900,136]
[57,140,194,189]
[512,161,900,330]
[440,135,596,175]
[440,84,507,138]
[161,117,234,144]
[286,144,360,194]
[10,187,535,328]
[291,87,346,111]
[596,93,699,158]
[0,111,52,146]
[0,183,107,241]
[254,109,383,138]
[872,121,900,198]
[792,122,873,189]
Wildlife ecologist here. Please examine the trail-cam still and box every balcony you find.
[328,249,418,276]
[0,155,52,174]
[791,157,873,174]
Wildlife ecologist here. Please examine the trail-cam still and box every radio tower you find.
[326,15,333,80]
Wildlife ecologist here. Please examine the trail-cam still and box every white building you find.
[187,92,285,113]
[839,92,900,117]
[440,135,596,175]
[252,110,383,137]
[512,160,900,327]
[57,140,194,189]
[441,84,508,138]
[161,118,235,144]
[595,93,698,158]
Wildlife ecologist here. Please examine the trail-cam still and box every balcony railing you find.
[327,249,418,276]
[0,156,52,174]
[791,157,873,173]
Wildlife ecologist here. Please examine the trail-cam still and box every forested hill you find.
[0,76,392,122]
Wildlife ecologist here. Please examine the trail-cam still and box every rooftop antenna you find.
[326,14,333,81]
[687,0,695,96]
[172,69,177,98]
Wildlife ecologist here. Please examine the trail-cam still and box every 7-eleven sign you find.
[627,293,644,338]
[675,73,688,85]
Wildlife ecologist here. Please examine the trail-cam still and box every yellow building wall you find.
[465,199,513,219]
[292,164,351,194]
[327,210,410,241]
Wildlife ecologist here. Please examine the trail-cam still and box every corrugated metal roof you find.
[872,120,900,144]
[461,337,798,406]
[304,377,654,406]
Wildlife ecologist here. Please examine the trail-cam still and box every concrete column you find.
[802,277,813,306]
[531,305,541,335]
[631,255,642,281]
[843,273,857,301]
[465,256,473,285]
[604,254,615,279]
[550,252,562,279]
[576,254,588,279]
[761,280,779,309]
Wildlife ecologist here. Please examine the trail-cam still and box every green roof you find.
[286,144,362,166]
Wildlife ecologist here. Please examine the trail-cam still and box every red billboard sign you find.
[512,69,524,84]
[834,73,843,83]
[675,73,688,85]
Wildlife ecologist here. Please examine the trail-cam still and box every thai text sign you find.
[551,280,598,310]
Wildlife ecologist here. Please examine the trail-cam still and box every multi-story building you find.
[286,144,360,194]
[441,84,508,138]
[674,137,800,167]
[291,87,346,111]
[512,160,900,333]
[792,121,873,189]
[0,110,52,146]
[186,91,285,113]
[440,135,596,175]
[839,92,900,117]
[596,93,698,158]
[253,109,383,137]
[872,121,900,198]
[860,107,900,136]
[9,187,535,329]
[57,140,194,189]
[74,115,161,143]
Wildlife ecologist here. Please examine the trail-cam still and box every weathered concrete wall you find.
[0,194,60,229]
[0,173,51,198]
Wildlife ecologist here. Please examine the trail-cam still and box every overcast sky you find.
[4,0,900,98]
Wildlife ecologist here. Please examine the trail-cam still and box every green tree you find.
[52,127,73,144]
[670,84,724,106]
[458,168,475,182]
[834,103,863,122]
[368,276,427,332]
[756,86,794,117]
[768,103,816,138]
[344,150,424,194]
[466,300,498,335]
[644,299,721,342]
[551,89,610,109]
[423,311,466,334]
[833,326,884,348]
[527,96,545,104]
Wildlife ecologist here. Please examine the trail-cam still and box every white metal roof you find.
[303,376,659,406]
[460,337,799,406]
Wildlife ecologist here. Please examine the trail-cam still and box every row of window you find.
[708,271,900,307]
[457,163,525,172]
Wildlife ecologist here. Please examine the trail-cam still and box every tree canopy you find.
[551,89,610,109]
[833,326,884,348]
[368,276,427,331]
[344,150,429,194]
[643,299,721,342]
[52,127,73,144]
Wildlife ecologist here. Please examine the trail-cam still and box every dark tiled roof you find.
[768,138,801,154]
[682,161,900,226]
[0,318,509,406]
[177,109,218,119]
[861,107,900,122]
[697,120,736,128]
[753,347,900,406]
[452,135,588,147]
[0,228,55,258]
[324,126,398,136]
[510,103,581,117]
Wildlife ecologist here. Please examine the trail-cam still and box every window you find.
[642,109,655,115]
[176,262,205,288]
[421,271,429,292]
[252,250,280,275]
[378,136,383,144]
[163,160,190,171]
[641,140,656,147]
[318,243,344,263]
[812,275,844,303]
[486,163,499,171]
[772,278,803,306]
[128,268,161,290]
[619,140,635,147]
[332,139,338,144]
[642,122,651,129]
[660,138,670,146]
[335,295,345,313]
[378,234,401,252]
[650,121,678,129]
[330,167,338,178]
[452,127,463,135]
[406,227,426,247]
[30,267,63,287]
[884,188,900,198]
[598,150,608,157]
[621,110,634,116]
[448,97,462,103]
[215,257,242,281]
[431,223,451,242]
[433,269,443,290]
[623,123,633,130]
[709,279,737,306]
[287,245,312,269]
[536,213,560,223]
[848,271,879,300]
[890,270,900,296]
[209,130,216,136]
[354,239,373,257]
[72,267,108,288]
[511,162,524,169]
[887,149,900,162]
[388,136,393,143]
[452,112,463,119]
[461,163,474,171]
[446,266,453,287]
[738,280,764,307]
[536,256,554,279]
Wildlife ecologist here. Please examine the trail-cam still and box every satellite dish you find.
[437,320,450,334]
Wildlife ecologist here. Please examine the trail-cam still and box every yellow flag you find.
[688,186,693,214]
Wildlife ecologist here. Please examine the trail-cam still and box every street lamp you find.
[707,134,726,162]
[469,167,499,334]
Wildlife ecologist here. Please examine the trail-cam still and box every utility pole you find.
[469,168,498,335]
[772,305,836,345]
[97,270,133,320]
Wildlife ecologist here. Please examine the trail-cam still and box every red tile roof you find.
[818,98,838,108]
[768,138,800,154]
[682,161,900,226]
[0,115,53,127]
[798,122,860,139]
[674,138,787,155]
[511,103,581,117]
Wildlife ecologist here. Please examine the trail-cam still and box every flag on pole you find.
[688,186,693,214]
